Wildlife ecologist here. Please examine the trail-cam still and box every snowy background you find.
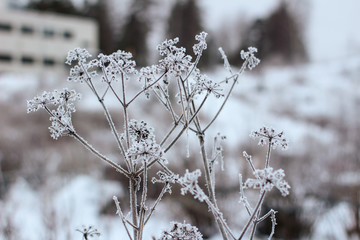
[1,0,360,239]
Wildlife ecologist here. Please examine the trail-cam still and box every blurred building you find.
[0,4,98,74]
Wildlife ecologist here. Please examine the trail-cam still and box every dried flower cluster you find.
[250,126,288,150]
[27,31,291,240]
[158,222,203,240]
[244,167,290,196]
[178,169,207,202]
[27,88,81,139]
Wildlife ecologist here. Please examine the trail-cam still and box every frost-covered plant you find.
[76,225,101,240]
[158,222,203,240]
[27,31,290,240]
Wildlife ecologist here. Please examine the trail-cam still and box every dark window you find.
[43,58,55,66]
[21,26,34,34]
[21,56,34,64]
[0,54,12,62]
[0,23,12,31]
[43,29,55,37]
[63,31,73,39]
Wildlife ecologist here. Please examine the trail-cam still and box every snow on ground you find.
[0,175,170,240]
[1,48,359,239]
[203,55,360,155]
[312,202,358,240]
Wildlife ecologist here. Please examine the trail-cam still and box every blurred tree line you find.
[24,0,307,66]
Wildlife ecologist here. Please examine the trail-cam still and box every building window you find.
[0,54,12,62]
[0,23,12,32]
[63,31,73,39]
[21,26,34,34]
[43,58,55,66]
[21,56,34,64]
[43,29,55,37]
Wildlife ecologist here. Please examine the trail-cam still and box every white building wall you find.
[0,8,98,73]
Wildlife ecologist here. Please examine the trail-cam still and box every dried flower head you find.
[244,167,290,196]
[65,48,91,65]
[157,37,193,76]
[157,37,180,56]
[250,127,288,150]
[152,171,179,185]
[193,31,208,56]
[76,225,100,240]
[179,169,207,202]
[27,88,81,139]
[128,119,155,143]
[193,71,224,98]
[240,46,260,70]
[127,141,167,165]
[158,221,203,240]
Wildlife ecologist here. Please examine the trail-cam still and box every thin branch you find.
[239,174,252,216]
[164,93,209,153]
[113,196,133,240]
[101,84,111,100]
[127,71,167,106]
[71,131,129,177]
[160,123,179,147]
[138,162,148,240]
[129,177,138,240]
[198,134,228,240]
[265,139,273,168]
[79,61,128,166]
[203,197,236,240]
[203,59,249,132]
[108,83,125,107]
[238,191,266,240]
[144,183,169,225]
[99,100,129,168]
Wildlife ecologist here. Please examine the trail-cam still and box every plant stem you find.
[203,59,249,132]
[265,139,272,168]
[71,132,129,177]
[198,135,228,240]
[129,177,138,240]
[238,191,266,240]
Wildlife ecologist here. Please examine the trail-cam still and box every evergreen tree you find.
[167,0,201,55]
[115,0,151,66]
[239,1,307,64]
[167,0,213,67]
[84,0,115,55]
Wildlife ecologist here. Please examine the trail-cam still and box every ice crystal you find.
[193,31,208,56]
[244,167,290,196]
[158,221,203,240]
[179,169,207,202]
[240,46,260,70]
[65,48,91,65]
[250,127,288,150]
[210,133,226,173]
